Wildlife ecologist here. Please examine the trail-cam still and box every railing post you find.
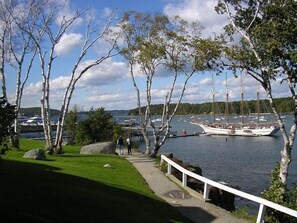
[182,173,187,187]
[256,204,266,223]
[167,163,172,175]
[203,183,210,201]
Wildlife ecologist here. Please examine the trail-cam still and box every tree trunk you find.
[11,118,20,149]
[265,84,293,191]
[140,124,151,155]
[54,83,75,153]
[41,78,53,153]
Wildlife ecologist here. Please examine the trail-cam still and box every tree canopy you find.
[216,1,297,220]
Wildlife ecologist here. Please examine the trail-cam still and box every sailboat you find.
[191,73,280,137]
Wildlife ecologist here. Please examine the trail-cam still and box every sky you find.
[5,0,291,111]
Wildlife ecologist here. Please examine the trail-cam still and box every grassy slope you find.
[0,139,192,223]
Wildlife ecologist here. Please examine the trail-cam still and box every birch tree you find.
[23,0,83,153]
[216,0,297,191]
[53,12,119,153]
[0,0,13,100]
[116,12,222,156]
[16,0,119,153]
[4,0,38,148]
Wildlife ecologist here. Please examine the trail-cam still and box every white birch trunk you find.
[222,0,295,189]
[54,13,116,151]
[129,62,151,154]
[151,70,195,156]
[0,37,7,99]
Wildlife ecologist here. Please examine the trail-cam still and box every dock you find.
[168,132,200,138]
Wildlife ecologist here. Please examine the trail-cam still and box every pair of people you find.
[117,136,132,155]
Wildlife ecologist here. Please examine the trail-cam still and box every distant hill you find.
[19,107,129,117]
[19,107,60,116]
[20,97,293,117]
[128,97,294,115]
[106,110,129,116]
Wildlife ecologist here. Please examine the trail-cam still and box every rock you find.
[23,148,46,160]
[209,182,240,212]
[103,164,112,168]
[165,154,204,192]
[80,142,115,155]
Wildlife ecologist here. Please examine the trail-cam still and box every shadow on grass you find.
[0,159,207,223]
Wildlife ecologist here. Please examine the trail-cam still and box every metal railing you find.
[160,154,297,223]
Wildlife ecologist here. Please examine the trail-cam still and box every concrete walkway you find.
[125,153,251,223]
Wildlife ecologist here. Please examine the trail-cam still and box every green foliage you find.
[217,0,297,82]
[262,164,297,223]
[160,161,168,173]
[112,123,124,143]
[65,105,80,145]
[0,97,16,146]
[75,107,114,145]
[232,205,257,222]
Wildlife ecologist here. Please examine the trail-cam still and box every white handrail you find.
[160,155,297,223]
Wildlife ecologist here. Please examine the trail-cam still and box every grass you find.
[0,139,193,223]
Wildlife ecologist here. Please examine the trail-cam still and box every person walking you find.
[126,137,132,155]
[117,136,124,155]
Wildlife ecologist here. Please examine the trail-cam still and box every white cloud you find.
[19,58,129,109]
[55,0,84,30]
[199,77,212,86]
[163,0,227,37]
[55,33,83,56]
[81,87,138,110]
[103,7,113,17]
[78,58,129,87]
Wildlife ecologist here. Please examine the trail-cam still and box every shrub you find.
[262,163,297,223]
[0,97,16,148]
[75,107,114,145]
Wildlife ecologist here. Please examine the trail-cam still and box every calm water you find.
[138,115,297,212]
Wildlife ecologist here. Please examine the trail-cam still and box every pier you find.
[122,126,200,140]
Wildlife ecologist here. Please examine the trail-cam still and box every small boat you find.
[23,115,43,125]
[151,118,162,123]
[17,115,29,123]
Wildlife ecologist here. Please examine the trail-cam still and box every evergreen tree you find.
[0,97,16,152]
[75,107,114,145]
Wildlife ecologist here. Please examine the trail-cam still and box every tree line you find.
[128,97,294,115]
[19,96,294,118]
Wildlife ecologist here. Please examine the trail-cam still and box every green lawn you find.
[0,139,193,223]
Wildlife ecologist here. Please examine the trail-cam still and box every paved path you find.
[125,153,250,223]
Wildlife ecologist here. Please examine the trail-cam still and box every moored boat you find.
[191,73,280,137]
[191,121,279,136]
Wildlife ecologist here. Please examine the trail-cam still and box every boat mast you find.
[212,74,216,123]
[240,71,244,124]
[225,73,229,123]
[257,85,260,125]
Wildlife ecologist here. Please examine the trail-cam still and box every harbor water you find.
[138,115,297,213]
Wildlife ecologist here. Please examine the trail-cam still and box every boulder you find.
[209,182,240,212]
[23,148,46,160]
[80,142,115,155]
[164,154,204,192]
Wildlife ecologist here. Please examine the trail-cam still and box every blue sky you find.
[6,0,291,111]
